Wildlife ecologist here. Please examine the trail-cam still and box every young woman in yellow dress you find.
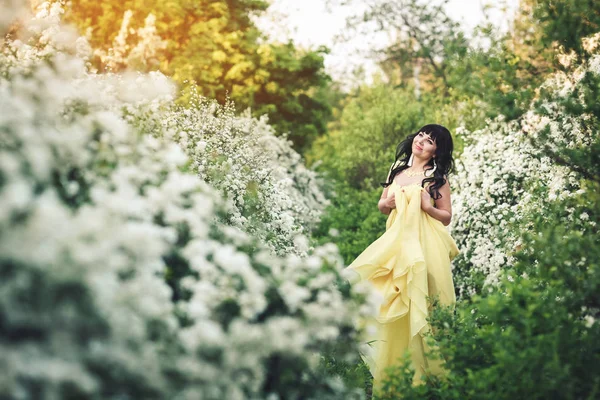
[345,124,459,390]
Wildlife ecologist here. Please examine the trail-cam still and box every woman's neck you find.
[410,157,430,170]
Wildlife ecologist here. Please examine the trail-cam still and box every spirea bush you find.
[0,3,371,399]
[451,43,600,296]
[131,95,330,257]
[450,117,579,295]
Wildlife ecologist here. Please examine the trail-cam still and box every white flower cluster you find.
[452,47,600,295]
[0,4,366,399]
[132,93,330,257]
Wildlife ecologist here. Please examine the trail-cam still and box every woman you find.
[345,124,459,390]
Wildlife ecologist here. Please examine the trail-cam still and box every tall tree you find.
[530,0,600,60]
[62,0,331,153]
[332,0,578,121]
[334,0,468,96]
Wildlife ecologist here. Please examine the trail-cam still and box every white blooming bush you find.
[0,3,370,399]
[450,118,579,295]
[451,36,600,296]
[131,95,330,257]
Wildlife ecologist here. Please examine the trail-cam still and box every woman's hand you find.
[421,181,453,226]
[383,192,396,210]
[420,188,434,212]
[378,192,396,214]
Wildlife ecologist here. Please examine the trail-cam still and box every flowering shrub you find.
[0,3,370,399]
[450,117,576,294]
[137,95,331,256]
[451,43,600,295]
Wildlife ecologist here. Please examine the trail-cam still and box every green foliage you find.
[313,184,387,265]
[365,0,468,96]
[250,44,333,153]
[310,84,454,190]
[334,0,571,123]
[389,195,600,400]
[373,353,444,400]
[531,0,600,59]
[319,348,373,397]
[533,70,600,184]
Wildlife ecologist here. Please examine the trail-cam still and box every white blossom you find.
[452,36,599,295]
[0,4,366,398]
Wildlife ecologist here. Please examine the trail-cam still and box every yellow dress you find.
[345,181,459,390]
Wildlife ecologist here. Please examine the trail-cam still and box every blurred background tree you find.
[325,0,600,124]
[530,0,600,60]
[61,0,333,153]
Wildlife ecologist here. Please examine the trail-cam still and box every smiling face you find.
[412,131,437,161]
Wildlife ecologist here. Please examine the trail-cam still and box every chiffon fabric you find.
[345,180,459,389]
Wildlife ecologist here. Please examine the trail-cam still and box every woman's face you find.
[412,131,437,161]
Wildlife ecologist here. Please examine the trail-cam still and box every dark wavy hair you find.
[380,124,455,200]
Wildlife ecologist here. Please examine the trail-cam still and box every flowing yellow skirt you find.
[345,182,459,391]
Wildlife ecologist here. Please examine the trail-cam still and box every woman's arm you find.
[421,179,453,226]
[378,190,393,215]
[378,168,395,215]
